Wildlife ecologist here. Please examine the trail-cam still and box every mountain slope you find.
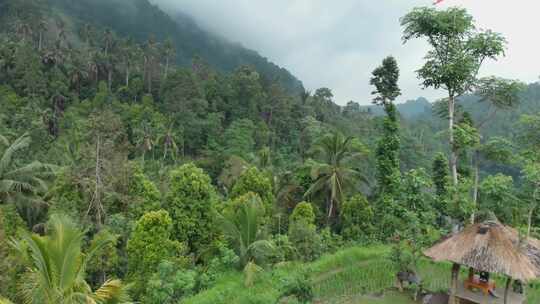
[48,0,304,94]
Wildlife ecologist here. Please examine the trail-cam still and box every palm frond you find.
[0,133,30,175]
[243,261,263,287]
[3,161,56,181]
[93,279,132,304]
[0,134,9,147]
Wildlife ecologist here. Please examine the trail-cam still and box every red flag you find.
[433,0,444,4]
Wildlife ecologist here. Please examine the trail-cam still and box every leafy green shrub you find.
[198,241,239,289]
[320,227,344,254]
[279,273,314,304]
[231,166,274,207]
[270,234,296,263]
[126,210,186,298]
[0,205,25,301]
[288,202,322,262]
[288,220,321,262]
[165,163,218,255]
[340,194,374,241]
[128,165,161,220]
[290,202,315,225]
[144,260,197,304]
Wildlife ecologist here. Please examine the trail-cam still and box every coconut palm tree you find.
[304,132,366,224]
[0,133,54,224]
[10,214,131,304]
[219,194,274,268]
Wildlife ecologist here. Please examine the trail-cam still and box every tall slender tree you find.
[370,56,401,195]
[305,132,366,224]
[401,7,506,186]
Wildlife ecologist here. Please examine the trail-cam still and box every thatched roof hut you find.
[424,220,540,304]
[424,220,540,282]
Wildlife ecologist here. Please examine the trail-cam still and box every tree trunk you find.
[449,263,460,304]
[448,95,458,186]
[471,149,480,224]
[327,193,334,225]
[527,207,535,239]
[165,57,169,79]
[125,64,130,87]
[504,277,512,304]
[89,134,104,229]
[38,32,43,51]
[107,69,112,91]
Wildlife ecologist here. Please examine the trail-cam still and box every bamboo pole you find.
[504,277,512,304]
[449,263,460,304]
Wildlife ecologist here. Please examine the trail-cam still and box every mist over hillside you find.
[48,0,304,94]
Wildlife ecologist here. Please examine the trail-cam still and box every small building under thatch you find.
[424,220,540,304]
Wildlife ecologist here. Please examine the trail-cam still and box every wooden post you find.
[449,263,460,304]
[468,267,474,282]
[504,277,512,304]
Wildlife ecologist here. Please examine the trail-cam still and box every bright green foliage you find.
[48,169,86,222]
[165,163,217,254]
[128,165,161,219]
[479,174,517,223]
[198,241,239,289]
[290,202,315,225]
[432,153,449,199]
[480,137,514,164]
[401,7,506,96]
[223,119,256,160]
[223,191,263,217]
[279,273,314,304]
[230,166,274,208]
[401,6,506,186]
[446,178,475,221]
[288,220,322,262]
[340,194,374,241]
[144,260,197,304]
[400,169,436,225]
[475,77,526,109]
[220,193,275,267]
[11,214,131,304]
[127,210,184,298]
[454,113,480,153]
[0,205,25,301]
[518,114,540,160]
[375,102,401,195]
[289,202,322,261]
[370,56,401,106]
[319,227,344,254]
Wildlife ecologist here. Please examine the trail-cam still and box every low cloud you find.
[152,0,540,105]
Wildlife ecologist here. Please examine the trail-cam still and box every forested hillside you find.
[1,1,540,303]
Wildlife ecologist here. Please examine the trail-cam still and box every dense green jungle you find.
[1,0,539,303]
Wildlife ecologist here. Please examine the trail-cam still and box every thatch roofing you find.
[424,221,540,281]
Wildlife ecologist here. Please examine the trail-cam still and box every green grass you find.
[183,245,540,304]
[332,291,418,304]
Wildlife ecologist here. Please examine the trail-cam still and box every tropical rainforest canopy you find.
[0,1,539,303]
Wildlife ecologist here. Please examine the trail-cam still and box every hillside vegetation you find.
[0,1,540,304]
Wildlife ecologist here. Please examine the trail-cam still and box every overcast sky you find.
[152,0,540,105]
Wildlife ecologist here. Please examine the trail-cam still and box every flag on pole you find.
[433,0,445,4]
